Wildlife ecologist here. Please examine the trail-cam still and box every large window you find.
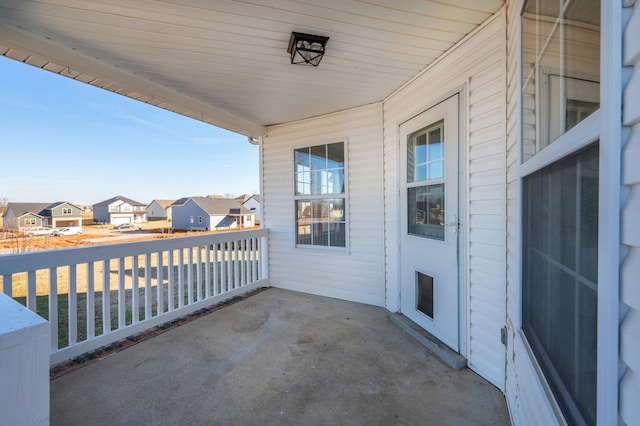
[521,1,600,425]
[294,142,346,248]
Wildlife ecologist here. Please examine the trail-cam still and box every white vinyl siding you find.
[263,104,384,306]
[383,12,506,389]
[620,1,640,423]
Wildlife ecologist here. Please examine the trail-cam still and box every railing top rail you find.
[0,228,268,275]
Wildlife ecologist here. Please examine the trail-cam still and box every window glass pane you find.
[522,143,599,425]
[522,0,600,160]
[408,120,444,183]
[310,145,326,170]
[327,142,344,168]
[293,142,346,249]
[408,184,444,240]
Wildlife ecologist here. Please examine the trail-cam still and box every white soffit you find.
[0,0,504,137]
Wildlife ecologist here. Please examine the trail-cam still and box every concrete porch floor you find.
[51,288,510,425]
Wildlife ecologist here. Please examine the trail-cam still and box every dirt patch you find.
[0,223,259,253]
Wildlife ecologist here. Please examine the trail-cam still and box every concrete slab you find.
[51,288,510,425]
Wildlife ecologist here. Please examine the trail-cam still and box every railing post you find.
[86,262,95,339]
[49,268,58,351]
[27,270,36,312]
[1,274,12,296]
[260,232,269,281]
[68,265,77,345]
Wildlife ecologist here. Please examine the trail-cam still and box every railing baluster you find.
[187,247,193,304]
[102,259,110,335]
[1,274,12,296]
[118,257,126,329]
[157,252,164,315]
[228,242,232,290]
[27,270,36,312]
[178,249,184,308]
[205,245,211,298]
[197,247,202,301]
[68,265,77,345]
[87,262,95,339]
[238,240,242,287]
[49,268,58,351]
[234,241,240,289]
[259,234,265,280]
[213,244,219,296]
[221,243,227,293]
[249,238,257,282]
[144,253,151,320]
[167,250,174,312]
[132,256,139,324]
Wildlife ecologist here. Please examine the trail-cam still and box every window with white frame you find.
[24,218,37,226]
[521,1,600,425]
[62,208,72,215]
[294,142,346,248]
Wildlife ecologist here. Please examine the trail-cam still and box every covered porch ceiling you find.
[0,0,504,138]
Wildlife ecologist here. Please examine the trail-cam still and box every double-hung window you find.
[521,1,600,424]
[294,142,347,249]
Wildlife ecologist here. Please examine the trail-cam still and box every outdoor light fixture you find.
[287,32,329,67]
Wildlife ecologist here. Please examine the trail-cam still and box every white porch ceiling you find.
[0,0,504,137]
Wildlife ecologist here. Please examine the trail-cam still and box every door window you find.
[407,120,445,240]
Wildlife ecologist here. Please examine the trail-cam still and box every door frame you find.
[396,85,468,356]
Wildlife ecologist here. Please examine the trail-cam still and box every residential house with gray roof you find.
[146,199,175,221]
[170,197,254,231]
[2,202,83,231]
[92,196,147,226]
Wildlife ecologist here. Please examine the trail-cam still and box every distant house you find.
[170,197,254,230]
[146,199,174,221]
[2,202,83,231]
[239,195,261,225]
[92,196,147,225]
[0,205,6,229]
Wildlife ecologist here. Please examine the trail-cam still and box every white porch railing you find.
[0,228,268,365]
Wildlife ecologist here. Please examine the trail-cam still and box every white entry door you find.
[400,95,460,352]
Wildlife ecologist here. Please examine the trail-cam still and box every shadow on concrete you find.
[51,288,510,425]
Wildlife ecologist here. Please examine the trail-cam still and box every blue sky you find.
[0,56,259,206]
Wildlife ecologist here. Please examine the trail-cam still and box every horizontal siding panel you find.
[620,310,640,374]
[469,107,503,134]
[470,138,504,160]
[623,124,640,185]
[621,247,640,312]
[622,187,640,247]
[264,104,384,306]
[469,184,503,201]
[469,228,503,246]
[469,255,503,276]
[469,213,505,231]
[468,168,503,186]
[470,153,502,173]
[469,199,504,215]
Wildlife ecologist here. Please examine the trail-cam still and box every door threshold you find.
[389,313,466,370]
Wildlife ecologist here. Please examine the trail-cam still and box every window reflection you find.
[408,120,444,183]
[295,143,345,195]
[522,0,600,159]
